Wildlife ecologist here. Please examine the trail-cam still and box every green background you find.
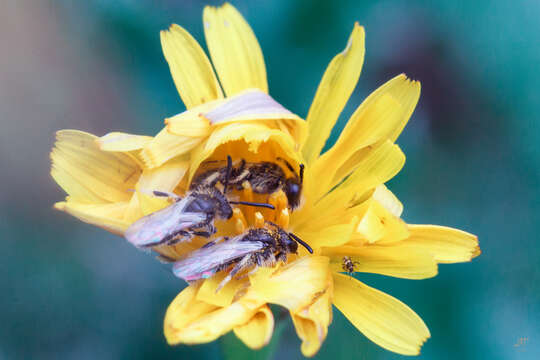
[2,0,538,359]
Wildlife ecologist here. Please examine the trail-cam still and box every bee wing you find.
[124,197,207,248]
[172,236,265,281]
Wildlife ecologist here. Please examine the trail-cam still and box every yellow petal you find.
[140,127,203,168]
[50,130,140,203]
[311,75,420,186]
[203,3,267,96]
[353,199,410,245]
[188,122,300,183]
[291,275,333,357]
[161,24,223,108]
[372,184,403,217]
[164,284,220,345]
[333,273,430,355]
[305,140,405,217]
[170,297,265,344]
[96,132,153,152]
[54,201,131,235]
[196,271,247,307]
[324,243,438,279]
[406,225,480,263]
[249,256,330,312]
[233,305,274,350]
[302,23,365,165]
[122,156,189,223]
[295,218,357,250]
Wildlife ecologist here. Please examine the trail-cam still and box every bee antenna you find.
[299,164,304,184]
[229,201,275,209]
[223,155,232,194]
[288,232,313,254]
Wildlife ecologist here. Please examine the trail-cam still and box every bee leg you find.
[151,190,181,200]
[166,230,191,245]
[275,251,287,263]
[192,231,211,237]
[216,255,251,293]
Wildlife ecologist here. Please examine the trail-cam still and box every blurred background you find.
[2,0,539,359]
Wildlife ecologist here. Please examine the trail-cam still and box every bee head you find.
[284,178,302,209]
[281,231,298,254]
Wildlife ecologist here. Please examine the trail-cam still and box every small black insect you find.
[173,222,313,290]
[191,156,305,209]
[342,256,360,275]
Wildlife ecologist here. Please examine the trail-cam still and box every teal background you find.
[2,0,539,359]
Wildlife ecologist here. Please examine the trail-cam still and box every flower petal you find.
[249,256,330,312]
[300,140,405,222]
[161,24,223,108]
[196,271,248,307]
[50,130,140,203]
[122,156,190,223]
[54,201,131,235]
[188,123,300,182]
[295,218,357,250]
[302,23,365,165]
[233,305,274,350]
[405,225,480,263]
[203,3,267,96]
[372,184,403,217]
[168,297,265,344]
[333,273,430,355]
[96,132,152,152]
[311,75,420,186]
[164,284,220,345]
[324,243,438,279]
[291,275,333,357]
[140,127,203,169]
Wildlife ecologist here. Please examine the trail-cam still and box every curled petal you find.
[291,274,333,357]
[188,123,300,182]
[371,184,403,217]
[302,23,365,164]
[54,201,131,235]
[140,127,203,169]
[249,256,330,312]
[161,24,223,108]
[203,3,267,95]
[164,284,219,345]
[333,273,430,355]
[233,305,274,350]
[405,225,480,263]
[96,132,153,152]
[167,296,265,344]
[50,130,140,203]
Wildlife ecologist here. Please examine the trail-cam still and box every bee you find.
[342,256,360,275]
[172,222,313,290]
[191,156,305,209]
[125,157,274,248]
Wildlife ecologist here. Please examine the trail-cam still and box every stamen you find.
[235,218,246,234]
[242,181,254,221]
[278,208,289,229]
[233,208,247,234]
[254,212,265,228]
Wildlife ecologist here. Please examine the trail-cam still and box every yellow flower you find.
[50,2,481,358]
[153,3,481,357]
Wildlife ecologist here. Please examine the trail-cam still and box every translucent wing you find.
[172,236,265,281]
[124,196,207,248]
